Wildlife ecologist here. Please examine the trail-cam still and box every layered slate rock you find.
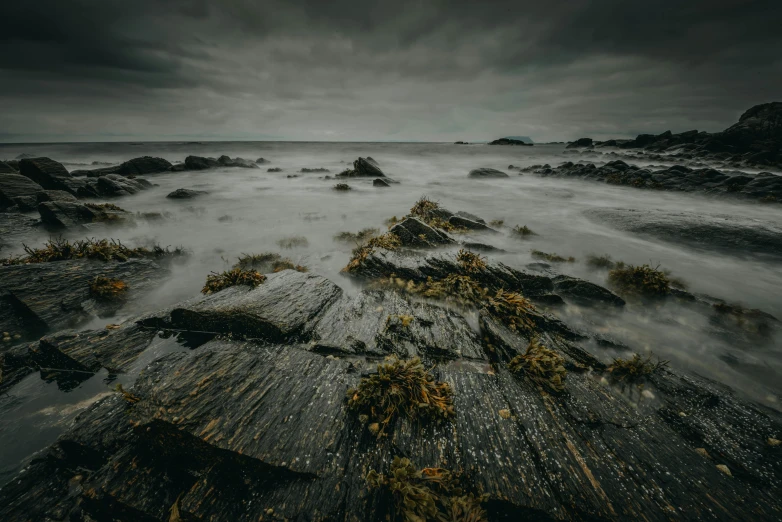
[0,213,40,253]
[0,161,17,173]
[0,325,159,394]
[37,201,133,229]
[448,215,499,233]
[167,270,343,341]
[0,173,43,210]
[94,174,152,197]
[468,167,509,178]
[19,157,97,198]
[0,259,168,339]
[528,159,782,203]
[389,217,457,247]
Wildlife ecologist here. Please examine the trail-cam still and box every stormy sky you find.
[1,0,780,143]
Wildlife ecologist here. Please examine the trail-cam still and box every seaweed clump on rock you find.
[508,338,567,393]
[366,456,487,522]
[271,259,308,273]
[607,353,668,384]
[347,356,454,437]
[343,232,402,272]
[408,196,466,232]
[456,248,487,273]
[88,276,128,301]
[510,225,537,238]
[2,237,187,265]
[485,289,537,334]
[201,267,266,294]
[531,250,575,263]
[607,263,670,297]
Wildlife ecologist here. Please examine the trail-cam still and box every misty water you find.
[1,141,781,484]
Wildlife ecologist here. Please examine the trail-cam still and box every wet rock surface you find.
[0,240,780,521]
[337,156,387,178]
[0,173,44,210]
[586,207,782,258]
[167,188,208,199]
[469,167,509,178]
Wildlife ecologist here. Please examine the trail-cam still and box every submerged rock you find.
[489,137,533,146]
[468,167,509,178]
[337,157,386,178]
[167,188,208,199]
[373,178,391,187]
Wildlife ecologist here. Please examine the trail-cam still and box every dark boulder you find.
[184,156,221,170]
[338,157,386,178]
[115,156,172,175]
[373,178,391,187]
[256,157,269,164]
[218,155,258,168]
[19,157,97,197]
[95,174,151,197]
[37,201,132,229]
[0,173,43,210]
[167,188,208,199]
[566,137,593,149]
[468,167,508,178]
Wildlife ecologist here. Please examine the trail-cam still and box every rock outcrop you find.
[337,157,386,178]
[489,138,533,146]
[19,157,97,198]
[167,188,208,199]
[468,167,509,178]
[0,173,44,210]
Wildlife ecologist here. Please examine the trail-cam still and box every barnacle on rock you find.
[347,356,454,438]
[607,264,670,297]
[89,276,128,301]
[607,353,668,383]
[201,267,266,294]
[366,456,488,522]
[508,338,567,393]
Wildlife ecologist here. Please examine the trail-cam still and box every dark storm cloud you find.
[1,0,780,141]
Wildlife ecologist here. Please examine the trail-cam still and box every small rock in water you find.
[498,409,511,419]
[769,438,781,447]
[716,464,732,477]
[695,448,711,459]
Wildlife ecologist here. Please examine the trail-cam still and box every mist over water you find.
[1,140,781,482]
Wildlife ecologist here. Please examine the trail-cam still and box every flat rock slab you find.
[390,217,456,247]
[553,275,626,307]
[0,259,168,338]
[168,270,343,341]
[0,213,40,254]
[309,289,487,361]
[585,207,782,258]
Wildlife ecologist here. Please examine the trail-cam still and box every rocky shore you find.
[1,193,780,521]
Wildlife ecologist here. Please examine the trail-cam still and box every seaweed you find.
[276,236,309,249]
[607,353,668,383]
[489,219,504,228]
[607,263,670,297]
[585,254,617,270]
[1,238,187,265]
[333,228,380,244]
[510,225,536,238]
[233,252,281,271]
[115,383,140,404]
[89,276,128,301]
[456,249,487,274]
[409,195,440,221]
[271,259,308,273]
[343,232,402,271]
[485,289,537,334]
[84,202,125,212]
[508,338,567,393]
[347,356,454,438]
[531,250,575,263]
[202,267,266,294]
[366,457,488,522]
[333,183,352,191]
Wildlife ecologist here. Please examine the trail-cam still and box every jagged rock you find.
[337,157,386,178]
[94,174,152,197]
[566,137,594,149]
[0,173,43,210]
[0,259,168,340]
[552,275,625,307]
[448,215,498,233]
[530,160,782,204]
[166,188,208,199]
[373,178,391,187]
[454,210,486,223]
[468,167,508,178]
[218,155,258,168]
[389,217,456,247]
